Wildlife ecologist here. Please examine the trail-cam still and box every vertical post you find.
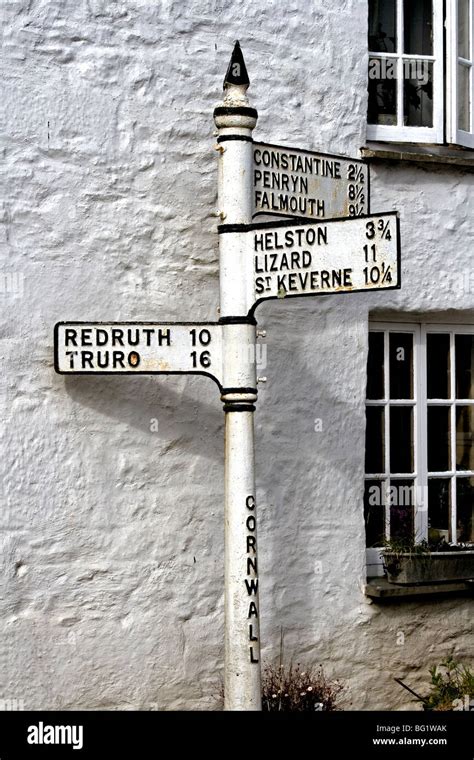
[213,42,262,710]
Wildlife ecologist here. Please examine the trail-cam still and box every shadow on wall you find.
[63,373,223,463]
[253,307,368,648]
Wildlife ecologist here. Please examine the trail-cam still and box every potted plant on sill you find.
[381,538,474,585]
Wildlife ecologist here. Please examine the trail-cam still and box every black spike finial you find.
[223,40,250,89]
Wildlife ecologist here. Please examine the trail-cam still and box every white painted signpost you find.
[253,142,370,220]
[219,212,400,315]
[54,41,401,711]
[55,322,224,387]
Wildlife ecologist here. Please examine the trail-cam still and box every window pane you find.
[369,0,397,53]
[365,407,385,473]
[427,407,451,472]
[367,332,385,399]
[427,333,450,399]
[390,406,413,473]
[458,0,470,60]
[368,58,398,124]
[456,334,474,399]
[458,64,471,132]
[428,478,451,544]
[404,61,433,127]
[457,477,474,542]
[389,478,414,542]
[456,405,474,470]
[364,480,385,546]
[389,332,413,399]
[404,0,433,55]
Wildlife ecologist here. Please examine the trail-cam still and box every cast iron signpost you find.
[253,142,370,220]
[219,212,399,313]
[54,41,401,711]
[55,322,224,387]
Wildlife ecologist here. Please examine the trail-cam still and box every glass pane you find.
[456,405,474,470]
[390,406,413,473]
[364,480,386,546]
[389,478,414,542]
[458,0,470,60]
[428,478,451,544]
[389,332,413,399]
[368,58,398,124]
[367,332,385,399]
[404,61,433,127]
[458,64,471,132]
[365,407,385,473]
[369,0,397,52]
[404,0,433,55]
[456,334,474,399]
[428,407,451,472]
[457,476,474,542]
[427,333,450,399]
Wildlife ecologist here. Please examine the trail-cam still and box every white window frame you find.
[367,0,445,144]
[447,0,474,147]
[365,321,474,576]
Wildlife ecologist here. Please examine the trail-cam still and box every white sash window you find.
[447,0,474,147]
[368,0,474,147]
[365,323,474,574]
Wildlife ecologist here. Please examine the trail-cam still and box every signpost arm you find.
[214,42,262,711]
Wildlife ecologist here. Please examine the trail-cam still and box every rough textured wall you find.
[1,0,472,710]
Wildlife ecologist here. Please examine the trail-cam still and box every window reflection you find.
[369,0,397,53]
[457,477,474,542]
[404,0,433,55]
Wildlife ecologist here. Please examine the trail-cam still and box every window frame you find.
[446,0,474,147]
[365,321,474,576]
[367,0,445,144]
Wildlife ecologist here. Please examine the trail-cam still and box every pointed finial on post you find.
[214,41,257,124]
[223,41,250,90]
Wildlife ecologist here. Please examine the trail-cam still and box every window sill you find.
[365,576,474,600]
[361,142,474,170]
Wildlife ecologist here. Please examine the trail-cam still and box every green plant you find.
[382,537,431,555]
[382,537,474,555]
[381,538,431,578]
[426,538,474,552]
[396,657,474,711]
[262,663,345,712]
[382,537,474,578]
[425,657,474,711]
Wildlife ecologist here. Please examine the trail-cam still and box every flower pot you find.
[382,550,474,585]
